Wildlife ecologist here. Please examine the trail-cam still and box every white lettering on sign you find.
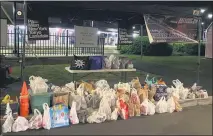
[27,19,49,40]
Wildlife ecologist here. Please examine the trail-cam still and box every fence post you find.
[66,30,68,56]
[17,27,20,57]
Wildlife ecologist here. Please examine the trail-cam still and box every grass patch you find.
[11,64,160,86]
[123,55,211,71]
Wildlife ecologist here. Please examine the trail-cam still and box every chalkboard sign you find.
[119,28,133,45]
[27,19,49,40]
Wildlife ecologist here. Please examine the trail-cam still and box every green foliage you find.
[148,43,173,56]
[172,42,205,56]
[120,36,150,55]
[120,36,205,56]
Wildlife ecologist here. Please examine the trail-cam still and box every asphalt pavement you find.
[132,61,212,95]
[3,105,212,135]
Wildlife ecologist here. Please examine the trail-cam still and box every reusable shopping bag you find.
[12,116,29,132]
[42,103,51,130]
[2,111,14,133]
[49,104,69,128]
[154,84,168,101]
[29,109,43,129]
[89,56,103,70]
[70,55,90,70]
[167,97,175,113]
[70,101,79,125]
[155,97,168,114]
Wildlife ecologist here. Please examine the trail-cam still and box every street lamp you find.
[132,26,135,29]
[201,22,204,25]
[200,9,205,13]
[207,13,212,19]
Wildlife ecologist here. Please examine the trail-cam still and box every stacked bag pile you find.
[1,75,209,134]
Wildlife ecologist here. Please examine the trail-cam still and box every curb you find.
[179,96,212,108]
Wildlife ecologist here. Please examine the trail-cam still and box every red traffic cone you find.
[20,81,28,96]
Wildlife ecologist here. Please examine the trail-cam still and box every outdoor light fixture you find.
[207,13,212,19]
[132,26,135,29]
[17,10,22,16]
[200,9,205,13]
[201,22,204,25]
[132,33,138,38]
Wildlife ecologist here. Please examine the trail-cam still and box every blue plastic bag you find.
[89,56,103,70]
[49,104,70,128]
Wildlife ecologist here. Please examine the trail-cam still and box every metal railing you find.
[0,29,104,57]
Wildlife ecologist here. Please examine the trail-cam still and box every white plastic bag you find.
[111,108,118,120]
[155,97,168,114]
[29,76,49,94]
[65,82,75,91]
[2,112,14,133]
[179,88,189,100]
[42,103,51,130]
[147,100,155,115]
[95,80,110,90]
[87,111,107,124]
[167,97,175,113]
[70,101,79,124]
[3,103,12,119]
[98,97,111,120]
[12,116,29,132]
[104,57,112,69]
[140,99,149,115]
[29,109,43,129]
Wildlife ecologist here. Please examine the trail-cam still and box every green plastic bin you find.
[29,90,52,113]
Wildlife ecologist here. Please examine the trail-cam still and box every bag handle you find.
[34,109,41,115]
[43,103,49,110]
[2,95,11,104]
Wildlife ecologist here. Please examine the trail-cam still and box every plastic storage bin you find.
[29,90,52,113]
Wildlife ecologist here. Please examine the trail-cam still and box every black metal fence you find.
[0,30,104,57]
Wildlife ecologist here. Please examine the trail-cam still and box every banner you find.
[75,26,98,47]
[27,19,49,40]
[144,15,198,43]
[27,6,49,40]
[119,28,133,45]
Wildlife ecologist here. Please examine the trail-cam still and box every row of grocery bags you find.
[1,75,209,133]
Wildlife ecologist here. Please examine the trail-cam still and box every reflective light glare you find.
[132,33,138,38]
[97,31,101,35]
[200,9,205,13]
[208,14,212,19]
[112,32,116,36]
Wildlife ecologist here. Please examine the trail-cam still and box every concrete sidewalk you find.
[4,105,212,135]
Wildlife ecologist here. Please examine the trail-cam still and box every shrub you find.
[148,43,173,56]
[120,36,150,55]
[172,42,205,56]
